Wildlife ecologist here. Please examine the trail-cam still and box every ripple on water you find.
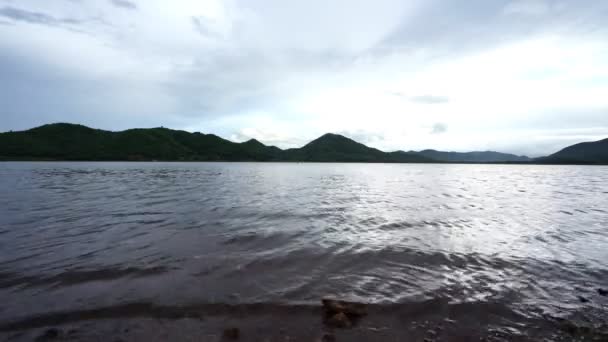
[0,162,607,328]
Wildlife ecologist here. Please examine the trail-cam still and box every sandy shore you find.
[1,299,607,341]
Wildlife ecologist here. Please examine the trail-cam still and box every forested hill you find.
[2,123,605,164]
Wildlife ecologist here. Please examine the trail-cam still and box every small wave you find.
[222,233,259,245]
[0,299,521,332]
[0,266,170,289]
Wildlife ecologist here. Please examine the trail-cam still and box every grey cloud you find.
[110,0,137,10]
[0,52,182,132]
[162,47,352,119]
[431,123,448,134]
[375,0,608,60]
[503,0,551,16]
[0,6,83,26]
[164,54,278,116]
[514,107,608,130]
[410,95,449,104]
[191,16,220,38]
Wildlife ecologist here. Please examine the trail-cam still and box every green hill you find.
[537,138,608,164]
[0,123,282,161]
[0,123,429,162]
[2,123,605,164]
[285,133,430,162]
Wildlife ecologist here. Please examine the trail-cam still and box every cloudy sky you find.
[1,0,607,156]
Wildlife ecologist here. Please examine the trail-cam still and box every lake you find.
[0,162,607,340]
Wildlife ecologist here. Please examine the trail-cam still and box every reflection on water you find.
[0,162,607,323]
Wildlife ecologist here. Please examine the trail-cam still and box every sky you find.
[1,0,607,156]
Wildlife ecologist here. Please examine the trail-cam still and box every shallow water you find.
[0,162,607,328]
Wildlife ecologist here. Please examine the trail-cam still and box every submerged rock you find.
[321,298,367,317]
[35,328,61,341]
[327,312,352,328]
[319,333,336,342]
[222,327,240,340]
[321,298,367,329]
[563,322,592,336]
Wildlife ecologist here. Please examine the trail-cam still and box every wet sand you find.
[2,299,607,341]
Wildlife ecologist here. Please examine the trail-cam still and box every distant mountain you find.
[0,123,283,161]
[2,123,605,164]
[409,149,530,163]
[0,123,429,162]
[538,138,608,164]
[284,133,430,162]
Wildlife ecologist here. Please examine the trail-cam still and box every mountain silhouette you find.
[411,149,530,162]
[0,123,605,164]
[538,138,608,164]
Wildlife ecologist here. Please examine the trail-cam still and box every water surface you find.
[0,162,607,327]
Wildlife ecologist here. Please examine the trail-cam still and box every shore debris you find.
[322,298,367,328]
[222,327,240,340]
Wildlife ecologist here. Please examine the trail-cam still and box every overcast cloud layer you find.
[1,0,607,156]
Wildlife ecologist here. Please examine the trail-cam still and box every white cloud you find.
[1,0,607,155]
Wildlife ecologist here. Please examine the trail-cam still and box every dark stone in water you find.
[598,288,608,296]
[321,298,367,317]
[222,327,240,339]
[327,312,352,328]
[36,328,60,341]
[563,322,592,336]
[320,333,336,342]
[322,298,367,329]
[577,295,589,303]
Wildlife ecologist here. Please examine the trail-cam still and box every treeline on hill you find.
[0,123,429,162]
[1,123,606,164]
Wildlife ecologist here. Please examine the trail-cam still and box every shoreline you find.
[2,300,607,341]
[1,160,607,166]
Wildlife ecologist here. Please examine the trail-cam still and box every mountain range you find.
[0,123,606,164]
[410,149,530,163]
